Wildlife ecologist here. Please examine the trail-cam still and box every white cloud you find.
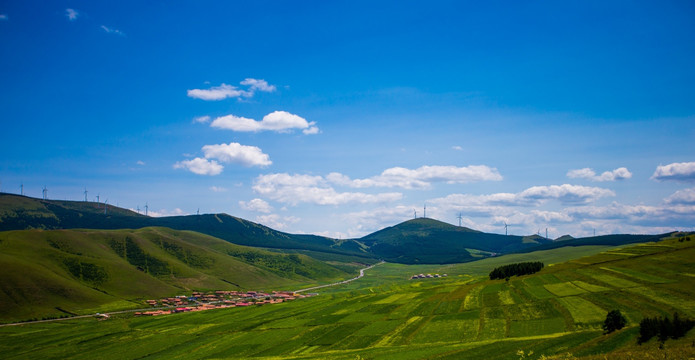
[202,142,271,167]
[65,8,79,21]
[665,188,695,205]
[651,162,695,182]
[187,78,276,101]
[253,173,402,206]
[240,78,276,93]
[255,214,300,230]
[136,160,145,166]
[193,115,211,124]
[210,111,318,134]
[187,83,248,101]
[173,158,223,176]
[428,184,614,211]
[239,198,273,213]
[0,14,8,20]
[100,25,125,36]
[567,167,632,182]
[209,186,227,192]
[144,208,187,218]
[519,184,615,204]
[326,165,503,189]
[452,145,463,151]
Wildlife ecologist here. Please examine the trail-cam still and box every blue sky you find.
[1,1,694,238]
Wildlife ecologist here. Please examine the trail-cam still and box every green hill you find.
[0,194,671,265]
[358,218,553,264]
[0,193,368,258]
[0,227,357,323]
[2,234,694,359]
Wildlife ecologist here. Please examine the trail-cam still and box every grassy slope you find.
[0,193,369,258]
[2,235,694,359]
[358,218,553,264]
[0,227,357,323]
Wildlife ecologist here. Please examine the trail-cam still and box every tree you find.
[603,310,627,334]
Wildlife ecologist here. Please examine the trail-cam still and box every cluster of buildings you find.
[410,273,447,280]
[134,290,313,317]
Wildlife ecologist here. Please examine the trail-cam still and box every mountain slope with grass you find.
[0,227,357,323]
[358,218,553,264]
[0,193,368,258]
[2,233,693,359]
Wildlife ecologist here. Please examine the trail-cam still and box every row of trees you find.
[489,261,544,280]
[639,312,695,344]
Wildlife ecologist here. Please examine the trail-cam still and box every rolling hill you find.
[0,193,670,265]
[0,227,358,323]
[0,193,367,258]
[358,218,554,263]
[2,233,693,359]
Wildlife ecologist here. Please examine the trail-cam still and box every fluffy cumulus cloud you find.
[567,167,632,182]
[174,142,270,175]
[173,158,223,176]
[651,162,695,182]
[519,184,615,204]
[202,142,271,167]
[326,165,503,189]
[187,78,276,101]
[0,14,7,20]
[239,198,274,213]
[65,8,79,21]
[253,173,402,206]
[240,78,276,92]
[665,188,695,205]
[210,111,319,134]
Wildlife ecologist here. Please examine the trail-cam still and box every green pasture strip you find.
[509,317,566,337]
[507,300,561,321]
[577,268,640,288]
[626,286,695,315]
[524,285,555,299]
[544,282,588,297]
[571,280,609,293]
[498,290,516,305]
[555,296,606,326]
[600,266,674,284]
[462,284,483,310]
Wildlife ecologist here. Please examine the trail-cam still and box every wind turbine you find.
[423,204,426,218]
[504,222,509,236]
[136,205,140,214]
[84,188,88,202]
[414,209,417,219]
[145,202,149,216]
[42,186,47,200]
[457,213,463,227]
[104,199,108,215]
[20,183,23,196]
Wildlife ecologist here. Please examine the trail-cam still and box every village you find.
[134,290,316,317]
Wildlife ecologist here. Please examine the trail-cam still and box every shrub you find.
[489,261,544,280]
[603,309,627,333]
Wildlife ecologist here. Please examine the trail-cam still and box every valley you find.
[1,194,693,359]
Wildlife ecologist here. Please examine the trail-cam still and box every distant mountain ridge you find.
[0,193,366,258]
[0,193,669,264]
[358,218,554,264]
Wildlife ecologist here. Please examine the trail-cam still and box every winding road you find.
[293,261,384,293]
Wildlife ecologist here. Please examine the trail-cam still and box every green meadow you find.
[1,236,695,359]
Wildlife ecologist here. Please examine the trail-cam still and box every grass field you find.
[1,235,694,359]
